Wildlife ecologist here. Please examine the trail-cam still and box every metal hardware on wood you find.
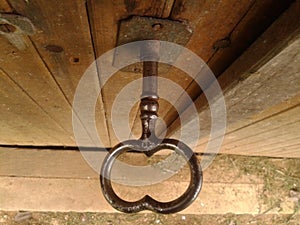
[100,41,203,214]
[114,16,193,74]
[0,13,35,50]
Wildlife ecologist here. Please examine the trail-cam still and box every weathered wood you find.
[0,0,11,12]
[183,38,300,157]
[0,147,298,214]
[195,91,300,153]
[0,69,73,145]
[195,38,300,151]
[0,147,261,214]
[167,2,300,157]
[0,0,299,154]
[7,0,110,146]
[213,107,300,157]
[162,0,295,135]
[130,0,257,139]
[0,34,78,145]
[87,0,176,145]
[0,176,264,214]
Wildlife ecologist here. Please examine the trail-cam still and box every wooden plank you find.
[7,0,93,103]
[0,1,81,145]
[161,0,295,136]
[167,2,300,157]
[129,0,257,139]
[194,92,300,157]
[87,0,176,145]
[217,109,300,157]
[1,147,299,214]
[155,0,255,128]
[193,38,300,157]
[0,34,79,145]
[88,0,174,56]
[172,0,255,62]
[0,148,256,183]
[0,70,73,145]
[7,0,109,147]
[0,177,264,214]
[0,147,262,214]
[0,0,11,11]
[1,147,298,214]
[207,0,294,76]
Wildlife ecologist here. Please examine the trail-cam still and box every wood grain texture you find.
[0,147,264,214]
[0,0,11,12]
[0,69,73,145]
[0,176,264,214]
[0,34,78,145]
[87,0,176,145]
[166,1,300,157]
[173,38,300,158]
[129,0,257,139]
[7,0,110,146]
[1,147,298,214]
[161,0,295,135]
[0,0,299,156]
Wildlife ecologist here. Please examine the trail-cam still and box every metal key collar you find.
[100,41,203,214]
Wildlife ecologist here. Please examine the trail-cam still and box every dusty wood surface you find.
[0,0,10,11]
[0,69,73,144]
[0,0,299,159]
[87,0,178,145]
[167,2,300,158]
[1,147,299,214]
[0,34,76,145]
[169,37,300,158]
[164,1,299,135]
[0,177,263,214]
[5,0,110,147]
[152,0,294,135]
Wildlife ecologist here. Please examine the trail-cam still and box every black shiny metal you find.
[100,139,202,214]
[100,41,203,214]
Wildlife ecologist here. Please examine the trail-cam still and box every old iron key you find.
[100,41,203,214]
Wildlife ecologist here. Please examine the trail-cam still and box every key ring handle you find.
[100,138,203,214]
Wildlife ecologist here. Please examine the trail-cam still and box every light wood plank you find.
[0,69,73,145]
[0,147,265,214]
[167,2,300,157]
[162,0,295,136]
[217,109,300,157]
[7,0,109,147]
[194,39,300,157]
[1,147,298,214]
[0,35,78,145]
[0,177,264,214]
